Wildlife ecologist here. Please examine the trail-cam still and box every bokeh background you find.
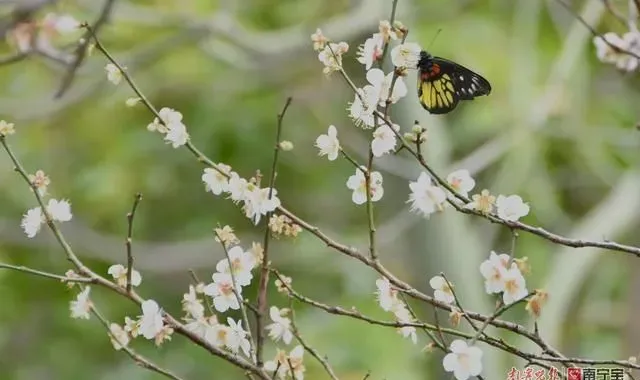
[1,0,640,379]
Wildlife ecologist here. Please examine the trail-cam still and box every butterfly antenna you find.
[426,28,442,51]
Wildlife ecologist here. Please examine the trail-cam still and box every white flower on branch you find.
[227,172,249,203]
[265,345,305,380]
[500,263,528,305]
[70,286,92,319]
[315,125,340,161]
[429,275,455,304]
[310,28,327,51]
[366,68,408,106]
[164,120,189,148]
[356,33,384,70]
[214,225,239,247]
[204,320,231,348]
[243,186,281,225]
[28,170,50,196]
[266,306,293,344]
[346,167,384,205]
[107,264,142,288]
[394,304,418,344]
[202,164,232,195]
[378,20,398,43]
[446,169,475,198]
[226,318,251,357]
[215,245,255,286]
[479,251,510,294]
[105,63,123,85]
[349,85,380,128]
[371,123,399,157]
[109,323,130,351]
[124,316,140,338]
[138,300,165,340]
[317,42,349,75]
[204,273,241,312]
[375,277,399,312]
[443,340,483,380]
[0,120,15,136]
[125,97,141,107]
[593,32,640,72]
[464,189,495,214]
[182,285,205,320]
[21,207,43,238]
[21,199,73,238]
[496,194,530,222]
[407,172,446,218]
[391,42,422,68]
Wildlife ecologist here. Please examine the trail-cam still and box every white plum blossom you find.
[464,189,495,214]
[164,120,189,148]
[215,245,255,287]
[501,263,528,305]
[407,172,446,217]
[378,20,398,42]
[317,42,349,75]
[227,172,250,203]
[371,123,399,157]
[47,199,72,221]
[496,194,530,222]
[375,277,399,312]
[70,286,92,319]
[443,340,484,380]
[109,323,130,350]
[21,207,43,238]
[29,170,50,196]
[182,285,205,320]
[346,167,384,205]
[315,125,340,161]
[0,120,15,136]
[138,299,165,340]
[226,318,252,357]
[366,68,408,106]
[446,169,476,198]
[356,33,384,70]
[265,345,305,380]
[349,85,380,128]
[105,63,123,85]
[266,306,293,344]
[21,199,73,238]
[203,273,241,312]
[479,251,510,294]
[429,275,455,304]
[593,32,640,72]
[107,264,142,288]
[391,42,422,68]
[310,28,327,51]
[202,164,232,195]
[243,186,281,225]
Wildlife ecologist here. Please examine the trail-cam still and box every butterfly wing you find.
[417,56,491,114]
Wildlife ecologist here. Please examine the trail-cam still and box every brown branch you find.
[125,192,142,293]
[255,96,292,367]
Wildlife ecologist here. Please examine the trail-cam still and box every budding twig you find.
[256,96,293,367]
[126,193,142,293]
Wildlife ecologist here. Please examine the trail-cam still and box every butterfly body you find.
[416,50,491,114]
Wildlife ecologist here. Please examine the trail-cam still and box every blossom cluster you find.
[375,277,418,344]
[593,31,640,72]
[202,164,281,225]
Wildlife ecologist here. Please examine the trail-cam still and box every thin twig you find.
[288,298,339,380]
[126,193,142,293]
[255,96,293,366]
[90,302,185,380]
[0,263,93,283]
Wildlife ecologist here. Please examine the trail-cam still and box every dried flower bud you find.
[526,289,548,318]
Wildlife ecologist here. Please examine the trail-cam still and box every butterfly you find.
[416,50,491,114]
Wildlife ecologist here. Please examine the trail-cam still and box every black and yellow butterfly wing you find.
[417,52,491,114]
